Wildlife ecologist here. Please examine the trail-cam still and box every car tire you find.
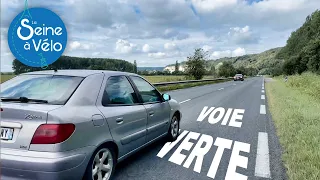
[83,146,116,180]
[167,115,180,142]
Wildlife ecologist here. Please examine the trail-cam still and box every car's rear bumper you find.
[0,146,95,180]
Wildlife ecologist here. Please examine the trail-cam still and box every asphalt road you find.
[113,77,287,180]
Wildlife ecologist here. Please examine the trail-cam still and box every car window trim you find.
[101,75,142,107]
[127,75,165,105]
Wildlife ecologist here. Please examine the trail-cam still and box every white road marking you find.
[218,88,224,90]
[262,86,264,90]
[260,105,266,114]
[262,90,265,93]
[233,84,236,86]
[261,95,265,100]
[180,99,191,104]
[255,132,271,178]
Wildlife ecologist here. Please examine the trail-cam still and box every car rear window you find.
[1,75,83,105]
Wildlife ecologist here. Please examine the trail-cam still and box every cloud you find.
[228,25,260,44]
[211,47,246,59]
[115,39,137,54]
[135,0,199,28]
[202,45,213,52]
[148,50,183,59]
[142,44,151,53]
[69,41,81,50]
[211,50,232,59]
[191,0,238,13]
[162,29,190,40]
[68,41,95,51]
[164,42,178,51]
[148,52,166,58]
[232,47,246,56]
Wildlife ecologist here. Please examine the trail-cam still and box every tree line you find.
[275,10,320,75]
[12,56,136,74]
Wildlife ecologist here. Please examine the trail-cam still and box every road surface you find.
[113,77,287,180]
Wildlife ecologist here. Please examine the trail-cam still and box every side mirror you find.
[162,94,171,101]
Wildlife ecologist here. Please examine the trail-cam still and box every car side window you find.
[130,76,162,103]
[102,76,139,106]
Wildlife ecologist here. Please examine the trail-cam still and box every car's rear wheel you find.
[84,146,116,180]
[167,115,179,141]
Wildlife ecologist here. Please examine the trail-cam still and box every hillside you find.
[208,47,283,74]
[138,67,164,71]
[165,47,283,74]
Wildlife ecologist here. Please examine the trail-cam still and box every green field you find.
[144,75,187,83]
[0,75,15,83]
[266,73,320,180]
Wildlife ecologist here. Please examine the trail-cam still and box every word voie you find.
[197,106,245,128]
[157,130,250,180]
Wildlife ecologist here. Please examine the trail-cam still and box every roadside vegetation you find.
[266,73,320,180]
[157,79,229,92]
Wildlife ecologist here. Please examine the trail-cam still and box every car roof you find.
[22,69,137,77]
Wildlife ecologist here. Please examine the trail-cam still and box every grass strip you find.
[266,74,320,180]
[156,79,229,92]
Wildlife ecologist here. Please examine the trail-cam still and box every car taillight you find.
[31,124,75,144]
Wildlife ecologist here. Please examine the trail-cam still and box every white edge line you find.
[261,95,265,100]
[262,90,265,93]
[179,99,191,104]
[260,105,266,114]
[255,132,271,178]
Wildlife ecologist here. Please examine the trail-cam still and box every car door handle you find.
[149,111,155,117]
[116,117,124,124]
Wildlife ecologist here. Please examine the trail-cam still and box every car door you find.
[129,76,171,143]
[97,75,148,158]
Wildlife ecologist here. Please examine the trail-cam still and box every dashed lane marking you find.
[179,99,191,104]
[260,105,266,114]
[255,132,271,178]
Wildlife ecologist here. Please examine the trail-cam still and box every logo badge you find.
[8,6,67,68]
[25,114,42,120]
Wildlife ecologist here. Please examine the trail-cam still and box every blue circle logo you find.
[8,7,67,68]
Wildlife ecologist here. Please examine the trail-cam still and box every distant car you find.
[234,74,244,81]
[1,70,181,180]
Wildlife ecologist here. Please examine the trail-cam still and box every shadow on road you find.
[114,138,168,172]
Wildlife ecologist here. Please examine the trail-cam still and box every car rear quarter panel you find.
[30,73,114,152]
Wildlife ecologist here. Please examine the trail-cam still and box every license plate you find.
[1,127,14,140]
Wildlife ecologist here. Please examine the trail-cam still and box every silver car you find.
[0,70,181,180]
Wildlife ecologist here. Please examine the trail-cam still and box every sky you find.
[1,0,320,71]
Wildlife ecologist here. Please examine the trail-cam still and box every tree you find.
[236,66,246,75]
[174,60,179,74]
[133,60,138,73]
[218,62,236,77]
[277,10,320,75]
[185,48,207,80]
[303,38,320,73]
[209,65,216,76]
